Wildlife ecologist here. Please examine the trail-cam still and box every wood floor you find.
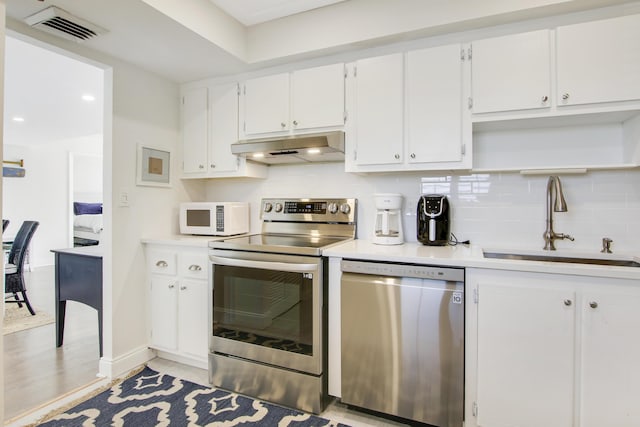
[3,265,101,421]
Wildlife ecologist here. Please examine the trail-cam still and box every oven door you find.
[209,249,323,375]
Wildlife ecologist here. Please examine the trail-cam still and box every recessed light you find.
[12,116,25,122]
[82,94,96,102]
[252,153,265,158]
[307,148,321,155]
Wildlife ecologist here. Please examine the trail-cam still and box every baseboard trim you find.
[155,349,208,370]
[98,346,155,378]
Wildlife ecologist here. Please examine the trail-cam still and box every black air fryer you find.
[417,194,450,246]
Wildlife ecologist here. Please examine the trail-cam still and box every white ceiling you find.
[4,35,104,147]
[210,0,348,26]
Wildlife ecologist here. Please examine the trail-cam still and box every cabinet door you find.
[471,30,551,113]
[177,279,209,359]
[243,73,289,135]
[476,283,575,427]
[182,87,208,174]
[150,276,178,351]
[557,14,640,106]
[209,84,240,173]
[291,63,345,131]
[407,44,463,164]
[580,291,640,427]
[353,53,404,165]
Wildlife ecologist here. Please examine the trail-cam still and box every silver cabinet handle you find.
[394,154,400,160]
[562,93,570,101]
[280,122,286,128]
[155,260,168,268]
[188,264,202,272]
[410,153,416,159]
[293,120,298,126]
[542,95,548,103]
[180,285,187,291]
[589,301,598,309]
[199,164,204,169]
[564,299,572,306]
[210,164,216,169]
[168,284,175,289]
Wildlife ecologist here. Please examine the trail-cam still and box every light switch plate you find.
[118,191,130,207]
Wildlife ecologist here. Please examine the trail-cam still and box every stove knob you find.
[340,203,351,214]
[328,203,338,214]
[264,202,273,213]
[274,202,283,213]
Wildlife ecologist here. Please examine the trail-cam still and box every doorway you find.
[2,33,108,420]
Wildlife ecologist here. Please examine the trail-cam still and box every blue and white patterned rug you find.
[37,367,349,426]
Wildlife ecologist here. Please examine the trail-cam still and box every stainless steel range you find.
[208,198,357,414]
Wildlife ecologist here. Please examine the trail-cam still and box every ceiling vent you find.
[25,6,107,42]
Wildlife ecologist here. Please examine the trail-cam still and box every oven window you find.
[213,264,313,356]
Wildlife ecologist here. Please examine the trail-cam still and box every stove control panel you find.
[261,198,357,223]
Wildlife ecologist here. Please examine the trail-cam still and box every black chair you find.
[2,219,9,232]
[5,221,39,315]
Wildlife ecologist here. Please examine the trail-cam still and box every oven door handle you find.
[210,255,318,273]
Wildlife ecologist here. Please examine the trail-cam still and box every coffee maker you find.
[417,194,450,246]
[373,193,404,245]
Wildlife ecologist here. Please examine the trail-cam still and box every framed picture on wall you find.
[136,144,171,187]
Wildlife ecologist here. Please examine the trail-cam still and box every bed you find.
[73,202,103,246]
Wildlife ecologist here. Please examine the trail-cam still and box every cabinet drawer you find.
[179,252,208,280]
[147,250,177,276]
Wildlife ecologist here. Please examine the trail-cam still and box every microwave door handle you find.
[210,255,318,273]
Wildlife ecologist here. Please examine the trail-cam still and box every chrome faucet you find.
[543,176,574,250]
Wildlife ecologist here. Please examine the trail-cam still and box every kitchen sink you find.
[483,249,640,268]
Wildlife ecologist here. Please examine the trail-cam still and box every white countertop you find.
[323,240,640,280]
[141,236,640,280]
[51,245,103,258]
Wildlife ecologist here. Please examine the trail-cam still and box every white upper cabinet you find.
[291,63,345,131]
[407,44,468,166]
[243,73,290,135]
[208,84,242,173]
[471,30,551,114]
[348,46,470,172]
[556,14,640,107]
[351,53,404,166]
[182,87,209,174]
[241,63,345,138]
[181,84,267,179]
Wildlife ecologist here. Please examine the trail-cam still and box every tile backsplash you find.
[205,163,640,254]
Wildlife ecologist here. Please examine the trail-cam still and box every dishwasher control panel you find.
[341,259,464,282]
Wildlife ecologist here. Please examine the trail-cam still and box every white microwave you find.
[179,202,249,236]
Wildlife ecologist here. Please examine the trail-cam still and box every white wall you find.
[0,0,6,420]
[2,135,102,266]
[73,153,103,202]
[204,163,640,254]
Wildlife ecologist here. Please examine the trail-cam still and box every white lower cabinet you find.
[466,268,640,427]
[146,245,209,367]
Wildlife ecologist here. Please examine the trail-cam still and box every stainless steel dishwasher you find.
[340,259,464,427]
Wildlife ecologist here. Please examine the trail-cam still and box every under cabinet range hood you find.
[231,131,345,165]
